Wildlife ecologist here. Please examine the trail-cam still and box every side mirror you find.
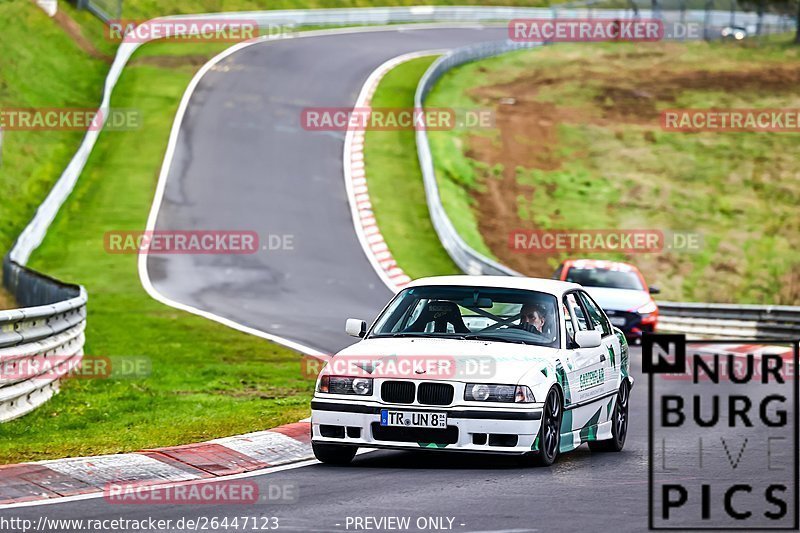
[345,318,367,338]
[574,329,602,349]
[649,285,661,295]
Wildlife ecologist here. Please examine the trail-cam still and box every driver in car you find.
[514,303,549,335]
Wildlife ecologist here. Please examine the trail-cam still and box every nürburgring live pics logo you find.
[644,334,799,530]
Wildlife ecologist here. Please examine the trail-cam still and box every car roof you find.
[563,259,640,272]
[404,275,582,297]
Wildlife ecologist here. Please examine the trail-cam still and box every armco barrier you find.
[0,254,86,422]
[413,35,800,339]
[657,302,800,339]
[415,40,532,278]
[4,7,795,425]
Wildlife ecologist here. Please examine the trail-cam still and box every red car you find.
[553,259,659,342]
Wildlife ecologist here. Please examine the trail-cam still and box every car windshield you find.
[566,267,644,291]
[369,285,560,348]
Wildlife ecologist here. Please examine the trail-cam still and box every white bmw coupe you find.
[311,276,632,466]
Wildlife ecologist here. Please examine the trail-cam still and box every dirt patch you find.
[779,267,800,304]
[129,55,215,68]
[51,6,113,62]
[464,98,577,275]
[461,53,800,278]
[591,66,800,122]
[46,3,216,69]
[176,385,304,400]
[0,287,17,311]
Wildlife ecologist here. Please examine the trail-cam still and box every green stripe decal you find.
[555,360,572,405]
[579,408,602,443]
[559,409,574,453]
[618,332,630,379]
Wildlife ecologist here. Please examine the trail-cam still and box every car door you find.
[562,292,607,408]
[578,290,620,401]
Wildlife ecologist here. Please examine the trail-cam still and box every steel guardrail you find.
[656,301,800,338]
[0,255,87,422]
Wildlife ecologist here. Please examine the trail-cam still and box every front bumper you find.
[311,400,543,454]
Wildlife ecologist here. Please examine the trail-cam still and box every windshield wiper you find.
[373,333,535,345]
[461,334,530,345]
[372,332,428,338]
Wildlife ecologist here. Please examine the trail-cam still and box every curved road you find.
[145,25,507,353]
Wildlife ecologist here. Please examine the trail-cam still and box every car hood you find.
[584,286,651,312]
[332,337,556,385]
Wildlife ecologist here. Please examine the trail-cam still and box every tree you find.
[796,0,800,43]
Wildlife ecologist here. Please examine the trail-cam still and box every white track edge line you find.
[0,448,380,510]
[342,50,447,294]
[0,458,320,510]
[137,25,490,356]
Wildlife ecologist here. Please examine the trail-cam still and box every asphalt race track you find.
[4,347,650,532]
[144,25,509,354]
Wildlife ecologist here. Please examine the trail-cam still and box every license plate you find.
[380,409,447,428]
[610,316,626,326]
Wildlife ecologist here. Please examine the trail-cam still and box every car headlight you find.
[318,376,373,395]
[637,301,658,314]
[465,384,535,403]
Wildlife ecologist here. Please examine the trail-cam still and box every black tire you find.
[312,442,357,465]
[523,386,562,467]
[589,380,630,453]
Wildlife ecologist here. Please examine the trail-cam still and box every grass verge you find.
[364,56,461,279]
[426,62,503,261]
[0,37,313,464]
[425,37,800,304]
[0,2,108,258]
